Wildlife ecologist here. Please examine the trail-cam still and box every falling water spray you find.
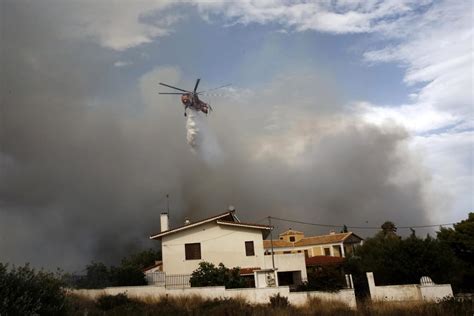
[185,110,221,163]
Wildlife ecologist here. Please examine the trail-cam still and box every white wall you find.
[254,270,278,288]
[71,286,356,308]
[162,222,266,274]
[366,272,453,302]
[263,253,308,282]
[288,289,356,308]
[419,285,454,301]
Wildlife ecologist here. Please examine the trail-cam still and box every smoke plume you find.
[0,1,442,271]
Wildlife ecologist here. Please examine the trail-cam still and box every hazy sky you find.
[1,0,472,271]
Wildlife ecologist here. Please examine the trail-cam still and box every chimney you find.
[228,205,235,211]
[184,217,191,225]
[160,212,169,232]
[329,230,336,235]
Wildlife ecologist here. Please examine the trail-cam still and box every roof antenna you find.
[166,194,170,214]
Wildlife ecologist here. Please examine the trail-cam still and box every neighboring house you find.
[263,229,363,259]
[149,210,308,288]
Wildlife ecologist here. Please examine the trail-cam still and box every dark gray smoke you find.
[0,1,436,271]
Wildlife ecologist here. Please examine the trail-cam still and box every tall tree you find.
[345,222,461,290]
[437,213,474,291]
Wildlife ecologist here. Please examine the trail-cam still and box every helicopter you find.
[158,79,229,117]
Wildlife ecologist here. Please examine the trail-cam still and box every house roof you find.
[305,256,345,266]
[150,211,272,240]
[263,232,363,248]
[279,229,304,236]
[216,220,272,230]
[239,267,260,276]
[143,261,163,272]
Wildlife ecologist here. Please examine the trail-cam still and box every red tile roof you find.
[239,267,260,275]
[143,261,163,272]
[305,256,345,266]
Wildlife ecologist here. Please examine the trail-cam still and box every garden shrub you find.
[0,263,66,315]
[190,262,247,289]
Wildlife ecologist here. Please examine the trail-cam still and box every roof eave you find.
[149,211,235,239]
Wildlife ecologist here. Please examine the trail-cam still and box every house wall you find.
[267,242,345,258]
[280,232,304,243]
[162,222,265,274]
[263,253,308,282]
[366,272,453,302]
[312,246,323,256]
[254,270,278,288]
[71,286,356,308]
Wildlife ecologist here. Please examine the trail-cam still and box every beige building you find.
[149,210,308,288]
[263,229,363,258]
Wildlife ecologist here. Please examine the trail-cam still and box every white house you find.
[149,210,307,288]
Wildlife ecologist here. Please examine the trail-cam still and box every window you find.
[245,241,255,256]
[283,251,291,254]
[324,247,331,256]
[185,243,201,260]
[289,236,295,242]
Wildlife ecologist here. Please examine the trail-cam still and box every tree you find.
[0,263,66,315]
[437,213,474,262]
[76,261,112,289]
[120,249,162,270]
[110,265,146,286]
[190,262,248,289]
[379,221,398,239]
[73,249,161,288]
[437,213,474,292]
[344,229,461,288]
[298,266,346,292]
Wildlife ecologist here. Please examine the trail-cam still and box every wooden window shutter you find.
[185,243,201,260]
[245,241,255,256]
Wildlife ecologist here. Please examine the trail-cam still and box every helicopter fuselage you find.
[181,93,209,114]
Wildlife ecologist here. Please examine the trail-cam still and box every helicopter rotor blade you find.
[158,92,185,95]
[193,78,201,93]
[199,93,226,97]
[159,82,190,93]
[197,83,231,94]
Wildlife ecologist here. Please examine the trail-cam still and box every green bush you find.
[0,263,66,315]
[189,262,248,289]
